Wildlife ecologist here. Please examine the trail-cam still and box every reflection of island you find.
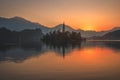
[0,42,82,63]
[0,41,120,63]
[45,43,82,58]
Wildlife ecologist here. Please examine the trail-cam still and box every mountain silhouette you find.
[90,30,120,40]
[0,16,49,32]
[102,30,120,40]
[0,16,120,37]
[50,24,75,32]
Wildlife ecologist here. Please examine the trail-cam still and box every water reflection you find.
[0,42,82,62]
[0,41,120,63]
[0,41,120,80]
[45,42,82,58]
[103,41,120,51]
[0,44,44,63]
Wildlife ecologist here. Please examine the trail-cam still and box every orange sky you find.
[0,0,120,31]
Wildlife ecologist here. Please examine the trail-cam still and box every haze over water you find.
[0,41,120,80]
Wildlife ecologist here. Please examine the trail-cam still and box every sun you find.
[83,25,95,31]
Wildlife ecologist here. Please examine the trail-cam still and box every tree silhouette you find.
[41,23,85,45]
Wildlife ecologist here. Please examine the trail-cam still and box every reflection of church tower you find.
[62,23,65,33]
[62,46,65,58]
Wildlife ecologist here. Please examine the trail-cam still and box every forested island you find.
[41,23,86,46]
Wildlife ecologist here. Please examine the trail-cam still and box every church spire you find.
[62,22,65,33]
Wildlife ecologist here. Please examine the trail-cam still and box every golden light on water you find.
[0,44,120,80]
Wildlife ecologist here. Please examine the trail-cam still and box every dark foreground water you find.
[0,41,120,80]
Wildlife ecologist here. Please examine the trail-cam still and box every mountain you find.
[49,24,107,37]
[102,30,120,40]
[0,16,105,37]
[51,25,120,38]
[0,16,49,32]
[108,27,120,33]
[90,30,120,40]
[0,16,120,38]
[80,30,107,38]
[50,24,75,32]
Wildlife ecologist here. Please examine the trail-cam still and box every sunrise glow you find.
[0,0,120,31]
[82,25,95,31]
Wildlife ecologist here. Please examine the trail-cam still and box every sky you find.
[0,0,120,31]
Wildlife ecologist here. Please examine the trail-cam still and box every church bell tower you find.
[62,22,65,33]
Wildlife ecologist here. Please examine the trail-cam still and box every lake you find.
[0,41,120,80]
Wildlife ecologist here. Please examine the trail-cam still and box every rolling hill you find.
[0,16,49,32]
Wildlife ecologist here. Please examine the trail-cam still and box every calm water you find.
[0,41,120,80]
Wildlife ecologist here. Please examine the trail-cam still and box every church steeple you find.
[62,22,65,33]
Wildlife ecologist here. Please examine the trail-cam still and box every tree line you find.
[0,27,43,45]
[41,29,85,45]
